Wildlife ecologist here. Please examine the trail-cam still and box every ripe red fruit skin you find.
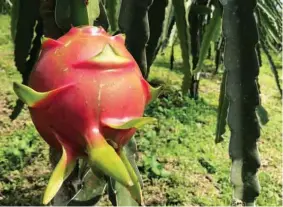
[28,26,152,154]
[12,26,160,204]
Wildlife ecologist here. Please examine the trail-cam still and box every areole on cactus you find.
[13,25,161,205]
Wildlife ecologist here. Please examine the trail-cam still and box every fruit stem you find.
[70,0,89,26]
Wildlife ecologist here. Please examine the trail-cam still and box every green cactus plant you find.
[172,0,192,94]
[220,0,261,205]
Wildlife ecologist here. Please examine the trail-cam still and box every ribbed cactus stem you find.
[146,0,168,73]
[118,0,153,78]
[220,0,261,205]
[172,0,192,94]
[105,0,119,32]
[70,0,89,26]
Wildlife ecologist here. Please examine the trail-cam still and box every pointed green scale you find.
[87,138,133,187]
[41,36,63,50]
[104,117,157,130]
[41,36,50,43]
[120,149,143,205]
[141,79,163,104]
[72,43,133,69]
[91,44,131,65]
[13,82,50,107]
[41,36,52,44]
[43,146,76,205]
[149,85,162,104]
[41,36,49,44]
[13,82,73,108]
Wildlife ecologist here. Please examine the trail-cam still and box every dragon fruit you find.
[13,26,161,205]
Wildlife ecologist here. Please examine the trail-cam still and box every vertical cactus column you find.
[119,0,154,78]
[172,0,192,94]
[220,0,261,205]
[146,0,168,74]
[70,0,89,26]
[105,0,119,32]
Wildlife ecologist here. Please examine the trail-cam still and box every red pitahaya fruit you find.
[13,26,161,205]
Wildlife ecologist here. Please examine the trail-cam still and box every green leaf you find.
[120,148,143,205]
[257,1,276,24]
[104,117,157,130]
[215,70,228,143]
[66,169,106,206]
[256,1,281,52]
[87,0,100,26]
[193,6,222,74]
[260,33,278,53]
[260,40,282,96]
[256,105,269,126]
[124,138,143,187]
[160,168,171,177]
[150,155,171,178]
[257,8,281,45]
[115,181,139,206]
[107,177,139,206]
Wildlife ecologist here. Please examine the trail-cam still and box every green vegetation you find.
[221,1,261,205]
[0,15,282,206]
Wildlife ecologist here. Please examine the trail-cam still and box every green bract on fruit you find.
[13,26,161,205]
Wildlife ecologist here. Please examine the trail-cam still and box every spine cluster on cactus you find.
[13,26,161,205]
